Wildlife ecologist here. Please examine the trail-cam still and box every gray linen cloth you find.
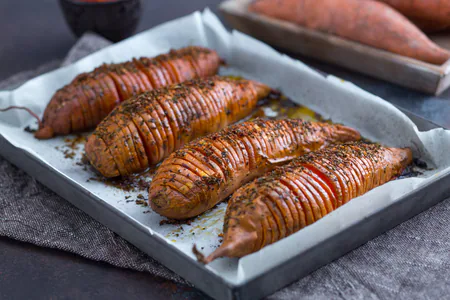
[1,33,450,299]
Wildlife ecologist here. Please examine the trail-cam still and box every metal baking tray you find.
[220,0,450,95]
[1,103,449,300]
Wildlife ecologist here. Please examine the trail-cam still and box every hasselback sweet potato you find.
[248,0,450,64]
[149,119,360,219]
[196,142,412,263]
[377,0,450,33]
[85,76,271,177]
[34,46,221,139]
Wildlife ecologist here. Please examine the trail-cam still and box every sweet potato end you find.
[34,126,54,139]
[332,124,361,143]
[85,134,120,178]
[196,230,259,264]
[393,147,413,170]
[250,80,272,99]
[149,187,200,220]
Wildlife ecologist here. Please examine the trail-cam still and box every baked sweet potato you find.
[196,142,412,263]
[377,0,450,33]
[33,46,221,139]
[249,0,450,64]
[149,119,361,219]
[84,76,271,177]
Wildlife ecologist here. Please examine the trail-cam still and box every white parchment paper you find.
[1,10,450,285]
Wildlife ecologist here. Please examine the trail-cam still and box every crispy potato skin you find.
[249,0,450,64]
[201,142,412,263]
[149,119,361,219]
[35,46,221,139]
[85,76,272,178]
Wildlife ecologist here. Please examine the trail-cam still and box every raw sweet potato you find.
[249,0,450,64]
[377,0,450,33]
[84,76,271,178]
[196,142,412,263]
[149,119,360,219]
[33,46,221,139]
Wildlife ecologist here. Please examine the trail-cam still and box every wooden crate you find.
[220,0,450,95]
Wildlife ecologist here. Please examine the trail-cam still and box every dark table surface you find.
[1,1,449,299]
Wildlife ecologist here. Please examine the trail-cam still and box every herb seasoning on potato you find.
[195,142,412,263]
[85,76,272,177]
[34,46,221,139]
[149,119,360,219]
